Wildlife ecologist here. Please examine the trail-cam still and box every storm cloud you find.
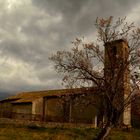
[0,0,140,96]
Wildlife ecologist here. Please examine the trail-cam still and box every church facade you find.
[0,39,132,127]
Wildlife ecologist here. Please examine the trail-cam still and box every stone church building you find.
[0,88,98,125]
[0,39,133,127]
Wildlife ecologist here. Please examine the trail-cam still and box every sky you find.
[0,0,140,97]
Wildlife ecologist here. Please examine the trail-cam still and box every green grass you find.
[0,124,140,140]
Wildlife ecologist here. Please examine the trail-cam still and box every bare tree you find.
[50,17,140,140]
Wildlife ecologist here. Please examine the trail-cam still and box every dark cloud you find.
[0,92,11,100]
[33,0,140,34]
[0,0,139,96]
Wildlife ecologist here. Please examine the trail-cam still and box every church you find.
[0,39,135,127]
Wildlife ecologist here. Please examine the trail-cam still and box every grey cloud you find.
[32,0,140,34]
[1,40,42,65]
[0,0,139,95]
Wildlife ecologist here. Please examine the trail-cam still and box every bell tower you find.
[104,39,131,126]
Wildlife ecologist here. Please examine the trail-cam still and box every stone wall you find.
[12,103,32,120]
[32,98,44,120]
[0,101,13,118]
[44,95,98,125]
[44,97,64,122]
[105,39,131,126]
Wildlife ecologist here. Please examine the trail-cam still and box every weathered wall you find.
[0,101,13,118]
[44,98,64,122]
[12,103,32,120]
[32,98,44,120]
[32,98,43,115]
[70,96,98,124]
[105,39,131,126]
[44,95,98,124]
[71,104,97,124]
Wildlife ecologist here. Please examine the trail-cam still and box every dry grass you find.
[0,124,97,140]
[0,123,140,140]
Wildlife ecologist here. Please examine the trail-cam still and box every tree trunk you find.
[95,125,112,140]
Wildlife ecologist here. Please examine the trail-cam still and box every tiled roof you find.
[1,87,96,103]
